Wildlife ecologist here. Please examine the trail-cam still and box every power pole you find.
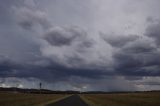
[39,82,42,94]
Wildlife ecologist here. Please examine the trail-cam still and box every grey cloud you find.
[99,19,160,77]
[109,28,160,77]
[14,6,51,30]
[122,36,157,53]
[10,0,108,80]
[41,26,111,69]
[0,55,22,77]
[101,33,139,47]
[146,22,160,45]
[12,0,160,79]
[113,47,160,76]
[44,26,87,46]
[0,54,108,83]
[1,0,160,91]
[12,0,112,71]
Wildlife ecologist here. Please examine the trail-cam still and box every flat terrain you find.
[0,92,66,106]
[1,92,160,106]
[47,95,88,106]
[81,92,160,106]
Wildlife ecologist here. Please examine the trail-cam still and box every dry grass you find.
[81,92,160,106]
[0,92,67,106]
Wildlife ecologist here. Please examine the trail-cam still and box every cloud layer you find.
[0,0,160,91]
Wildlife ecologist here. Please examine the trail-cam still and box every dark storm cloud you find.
[0,0,103,83]
[1,0,160,91]
[2,2,160,82]
[122,38,157,53]
[105,22,160,77]
[0,55,24,77]
[146,22,160,45]
[115,50,160,76]
[0,55,111,83]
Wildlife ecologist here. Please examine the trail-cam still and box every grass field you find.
[81,92,160,106]
[1,92,160,106]
[0,92,67,106]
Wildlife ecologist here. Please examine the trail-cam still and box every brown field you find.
[0,92,67,106]
[81,92,160,106]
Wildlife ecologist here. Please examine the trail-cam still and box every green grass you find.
[0,92,67,106]
[81,92,160,106]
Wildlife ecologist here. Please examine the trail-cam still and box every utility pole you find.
[39,82,42,94]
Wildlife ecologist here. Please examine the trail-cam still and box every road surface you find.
[47,95,88,106]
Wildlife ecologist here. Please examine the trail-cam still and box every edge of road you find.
[79,94,95,106]
[37,94,73,106]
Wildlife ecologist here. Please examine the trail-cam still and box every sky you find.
[0,0,160,91]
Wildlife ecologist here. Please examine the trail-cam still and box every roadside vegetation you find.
[0,92,66,106]
[81,92,160,106]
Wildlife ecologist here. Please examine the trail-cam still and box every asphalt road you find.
[47,95,89,106]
